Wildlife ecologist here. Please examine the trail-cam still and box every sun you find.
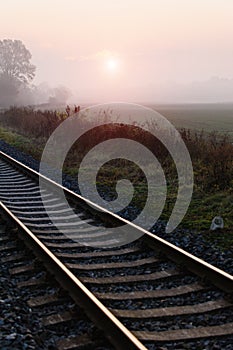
[106,58,118,72]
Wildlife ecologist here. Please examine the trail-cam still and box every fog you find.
[1,75,233,109]
[0,82,72,108]
[1,1,233,106]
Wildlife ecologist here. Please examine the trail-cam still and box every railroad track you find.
[0,150,233,350]
[0,222,113,350]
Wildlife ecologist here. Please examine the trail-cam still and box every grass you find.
[152,103,233,139]
[182,191,233,230]
[0,105,232,250]
[65,162,233,250]
[0,126,44,159]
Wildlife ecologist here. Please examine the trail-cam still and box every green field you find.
[148,103,233,138]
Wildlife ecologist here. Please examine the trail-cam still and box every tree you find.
[0,39,36,106]
[48,85,72,105]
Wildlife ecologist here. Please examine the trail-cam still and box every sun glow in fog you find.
[106,58,119,72]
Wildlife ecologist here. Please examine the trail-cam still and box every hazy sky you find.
[1,0,233,102]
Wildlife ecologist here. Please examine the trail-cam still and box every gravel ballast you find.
[0,139,232,274]
[0,139,233,350]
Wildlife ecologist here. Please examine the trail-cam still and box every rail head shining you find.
[0,200,146,350]
[0,150,233,294]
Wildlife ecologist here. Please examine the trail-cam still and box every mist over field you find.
[0,1,233,107]
[1,76,233,109]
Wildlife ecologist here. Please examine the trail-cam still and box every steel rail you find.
[0,150,232,294]
[0,200,146,350]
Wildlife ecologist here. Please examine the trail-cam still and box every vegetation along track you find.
[0,150,233,350]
